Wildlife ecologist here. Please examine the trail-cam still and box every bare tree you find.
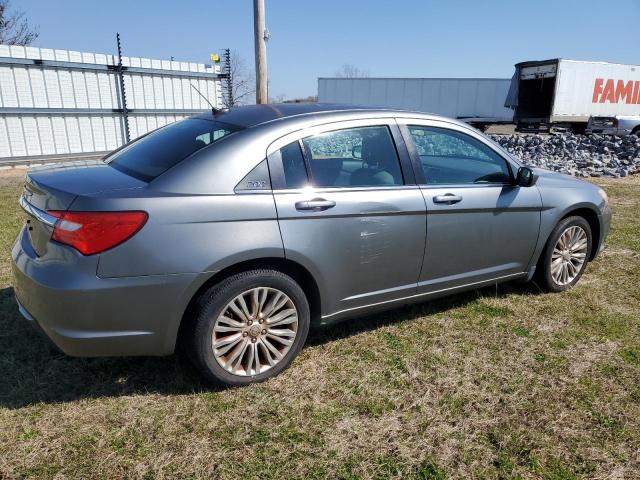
[0,0,39,45]
[334,63,369,78]
[269,93,286,104]
[282,95,318,104]
[268,94,319,104]
[223,50,255,107]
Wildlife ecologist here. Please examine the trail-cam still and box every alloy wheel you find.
[212,287,299,376]
[551,225,588,286]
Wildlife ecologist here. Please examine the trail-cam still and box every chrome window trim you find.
[418,183,513,190]
[266,118,400,157]
[271,184,421,195]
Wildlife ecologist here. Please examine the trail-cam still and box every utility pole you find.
[253,0,268,104]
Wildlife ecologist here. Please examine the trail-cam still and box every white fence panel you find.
[0,43,223,162]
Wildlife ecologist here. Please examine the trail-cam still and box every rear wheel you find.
[537,216,592,292]
[188,269,310,385]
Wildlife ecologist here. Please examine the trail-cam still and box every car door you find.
[267,119,426,320]
[398,119,542,293]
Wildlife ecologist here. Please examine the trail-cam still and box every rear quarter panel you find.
[68,191,284,278]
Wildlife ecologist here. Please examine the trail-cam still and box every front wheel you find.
[537,216,592,292]
[188,269,310,386]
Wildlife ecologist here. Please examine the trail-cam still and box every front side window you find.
[107,118,241,182]
[302,126,404,187]
[408,126,511,185]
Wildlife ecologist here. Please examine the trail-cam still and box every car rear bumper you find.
[12,227,198,357]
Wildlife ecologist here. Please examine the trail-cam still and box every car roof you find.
[193,103,449,128]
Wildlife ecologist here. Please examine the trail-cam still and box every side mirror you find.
[352,145,362,159]
[516,166,537,187]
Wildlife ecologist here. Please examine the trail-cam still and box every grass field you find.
[0,169,638,479]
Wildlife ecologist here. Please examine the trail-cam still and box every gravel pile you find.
[489,133,640,177]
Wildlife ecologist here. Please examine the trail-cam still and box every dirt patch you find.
[0,168,26,187]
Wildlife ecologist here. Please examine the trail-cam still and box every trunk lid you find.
[21,160,146,256]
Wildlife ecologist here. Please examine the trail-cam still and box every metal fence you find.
[0,44,223,163]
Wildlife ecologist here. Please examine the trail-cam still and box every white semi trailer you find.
[318,77,513,130]
[506,59,640,133]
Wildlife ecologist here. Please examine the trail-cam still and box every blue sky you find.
[18,0,640,100]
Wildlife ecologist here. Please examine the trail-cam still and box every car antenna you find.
[190,82,223,115]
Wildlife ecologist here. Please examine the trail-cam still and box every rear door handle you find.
[295,198,336,211]
[433,194,463,204]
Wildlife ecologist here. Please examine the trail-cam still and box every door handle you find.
[295,198,336,211]
[433,194,463,204]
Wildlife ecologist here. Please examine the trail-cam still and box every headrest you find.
[361,132,397,169]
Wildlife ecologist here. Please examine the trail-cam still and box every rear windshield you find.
[106,118,241,182]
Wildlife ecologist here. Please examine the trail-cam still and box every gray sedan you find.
[12,104,612,385]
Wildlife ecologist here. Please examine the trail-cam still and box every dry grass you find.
[0,169,638,479]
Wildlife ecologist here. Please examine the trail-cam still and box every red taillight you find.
[47,210,148,255]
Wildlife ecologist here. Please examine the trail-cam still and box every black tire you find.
[536,216,592,293]
[187,269,310,386]
[633,127,640,138]
[571,123,586,135]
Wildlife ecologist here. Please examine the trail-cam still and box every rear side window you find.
[106,118,241,182]
[302,126,404,187]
